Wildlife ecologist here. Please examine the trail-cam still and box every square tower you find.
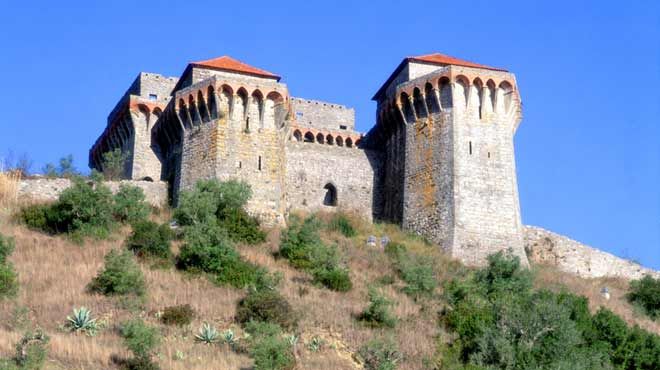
[372,53,528,266]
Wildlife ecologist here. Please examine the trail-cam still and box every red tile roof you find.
[191,56,280,80]
[373,53,507,100]
[409,53,507,72]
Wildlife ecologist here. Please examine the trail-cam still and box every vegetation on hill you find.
[438,251,660,370]
[627,275,660,320]
[19,178,150,242]
[0,177,658,370]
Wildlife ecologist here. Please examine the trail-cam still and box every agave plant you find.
[195,323,219,344]
[286,334,299,347]
[308,336,324,352]
[66,307,98,335]
[221,329,238,346]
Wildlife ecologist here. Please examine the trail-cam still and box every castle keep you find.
[90,53,527,266]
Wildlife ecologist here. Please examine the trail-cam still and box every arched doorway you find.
[323,183,337,206]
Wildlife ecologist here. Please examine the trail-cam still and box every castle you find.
[89,53,527,267]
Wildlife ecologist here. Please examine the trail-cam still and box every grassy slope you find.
[0,210,657,370]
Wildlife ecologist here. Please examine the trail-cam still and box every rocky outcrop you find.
[18,178,168,207]
[524,225,659,280]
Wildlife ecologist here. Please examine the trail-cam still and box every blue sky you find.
[1,1,658,269]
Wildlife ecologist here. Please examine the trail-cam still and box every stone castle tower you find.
[90,53,528,266]
[369,54,527,266]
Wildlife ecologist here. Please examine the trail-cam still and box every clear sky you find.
[1,1,658,269]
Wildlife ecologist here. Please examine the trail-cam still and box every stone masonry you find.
[88,53,659,276]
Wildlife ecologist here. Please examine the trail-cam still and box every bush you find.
[0,234,18,300]
[176,221,263,288]
[219,208,266,245]
[88,249,146,297]
[18,204,51,233]
[312,266,352,292]
[18,179,118,241]
[244,321,295,370]
[113,185,150,224]
[160,304,194,326]
[126,221,173,260]
[441,251,660,370]
[386,244,436,299]
[358,288,397,328]
[279,216,353,291]
[236,288,297,330]
[100,148,128,181]
[13,329,49,370]
[358,338,401,370]
[627,275,660,319]
[173,179,252,226]
[120,319,160,368]
[56,178,116,241]
[327,213,357,237]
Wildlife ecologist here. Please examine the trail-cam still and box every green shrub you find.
[18,204,50,233]
[126,221,173,260]
[176,221,263,288]
[113,184,150,224]
[387,247,436,299]
[358,288,397,328]
[244,321,295,370]
[278,216,323,269]
[173,179,252,226]
[160,304,194,326]
[384,242,407,259]
[0,264,18,300]
[358,338,401,370]
[56,178,116,241]
[88,249,146,297]
[279,216,352,291]
[441,251,660,370]
[627,275,660,319]
[120,319,160,369]
[0,233,15,265]
[0,234,18,300]
[219,208,266,245]
[100,148,128,181]
[13,329,49,370]
[327,213,357,237]
[236,289,297,330]
[312,266,352,292]
[18,179,118,241]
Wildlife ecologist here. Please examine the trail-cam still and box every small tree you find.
[627,275,660,319]
[120,319,161,369]
[101,149,128,181]
[88,249,146,297]
[358,288,397,328]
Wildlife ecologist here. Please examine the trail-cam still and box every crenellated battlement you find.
[377,65,521,132]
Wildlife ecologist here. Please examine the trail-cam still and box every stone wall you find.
[285,141,380,221]
[524,226,660,280]
[17,178,168,207]
[291,98,355,132]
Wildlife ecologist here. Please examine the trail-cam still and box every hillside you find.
[0,201,658,370]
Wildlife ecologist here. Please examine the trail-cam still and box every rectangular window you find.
[469,141,472,155]
[148,94,158,101]
[339,125,347,130]
[258,156,262,171]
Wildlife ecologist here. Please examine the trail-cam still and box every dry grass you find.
[0,209,657,370]
[0,170,20,210]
